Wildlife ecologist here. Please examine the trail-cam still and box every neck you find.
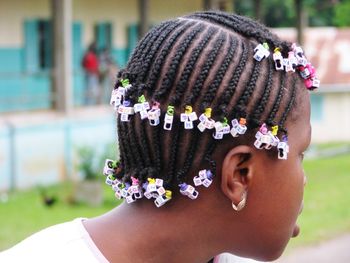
[84,198,224,263]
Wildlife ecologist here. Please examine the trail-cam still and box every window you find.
[310,94,324,122]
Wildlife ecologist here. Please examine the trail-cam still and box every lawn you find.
[0,154,350,251]
[286,153,350,249]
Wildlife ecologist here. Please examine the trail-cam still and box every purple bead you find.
[206,170,213,180]
[123,100,131,107]
[179,183,188,191]
[142,182,148,190]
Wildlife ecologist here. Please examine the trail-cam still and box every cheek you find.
[244,161,305,259]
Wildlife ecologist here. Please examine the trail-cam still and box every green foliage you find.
[234,0,343,27]
[333,0,350,27]
[76,143,117,180]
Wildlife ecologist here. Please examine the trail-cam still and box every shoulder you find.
[0,218,102,263]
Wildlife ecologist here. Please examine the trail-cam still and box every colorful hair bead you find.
[180,105,198,129]
[134,95,150,120]
[277,135,289,160]
[193,169,214,188]
[163,105,175,131]
[213,117,230,140]
[273,48,284,71]
[198,108,215,132]
[179,183,199,200]
[230,118,247,137]
[254,123,272,149]
[253,42,270,61]
[292,43,308,66]
[154,190,172,207]
[118,100,135,122]
[148,101,161,126]
[120,78,132,89]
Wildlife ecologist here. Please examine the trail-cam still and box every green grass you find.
[286,154,350,249]
[1,154,350,251]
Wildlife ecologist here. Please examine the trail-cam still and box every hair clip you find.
[277,135,289,160]
[147,101,161,126]
[134,95,150,120]
[118,100,135,122]
[269,125,280,147]
[120,78,132,89]
[113,181,126,199]
[110,89,122,109]
[254,123,272,150]
[285,51,298,72]
[213,117,230,139]
[126,176,143,201]
[180,105,198,129]
[111,79,131,109]
[273,48,284,71]
[292,43,308,67]
[179,183,199,200]
[253,42,270,61]
[103,159,119,176]
[198,108,215,132]
[230,118,247,137]
[305,77,320,90]
[298,63,313,80]
[193,169,214,187]
[163,105,175,131]
[154,190,172,207]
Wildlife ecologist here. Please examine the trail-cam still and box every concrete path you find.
[275,234,350,263]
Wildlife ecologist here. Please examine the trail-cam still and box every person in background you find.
[82,42,99,105]
[98,47,118,104]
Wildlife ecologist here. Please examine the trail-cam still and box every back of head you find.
[112,11,307,192]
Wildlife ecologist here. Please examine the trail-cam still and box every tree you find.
[334,0,350,27]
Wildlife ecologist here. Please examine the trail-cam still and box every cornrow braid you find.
[187,11,290,53]
[153,23,205,102]
[183,33,226,106]
[169,26,217,107]
[266,74,286,126]
[232,50,261,120]
[249,59,274,127]
[146,21,196,93]
[278,77,298,133]
[216,39,248,118]
[201,35,238,111]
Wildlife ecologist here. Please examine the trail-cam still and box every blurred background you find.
[0,0,349,261]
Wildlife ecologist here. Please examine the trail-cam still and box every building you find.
[274,27,350,142]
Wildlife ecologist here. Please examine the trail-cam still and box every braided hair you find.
[114,11,302,195]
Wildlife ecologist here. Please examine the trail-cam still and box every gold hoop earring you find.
[232,191,247,211]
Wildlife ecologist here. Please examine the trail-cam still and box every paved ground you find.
[274,234,350,263]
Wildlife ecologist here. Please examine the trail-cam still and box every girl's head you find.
[108,11,315,261]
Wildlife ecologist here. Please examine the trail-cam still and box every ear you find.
[221,145,254,206]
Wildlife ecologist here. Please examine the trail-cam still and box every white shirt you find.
[0,218,259,263]
[0,218,109,263]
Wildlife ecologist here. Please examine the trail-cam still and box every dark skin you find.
[84,91,311,263]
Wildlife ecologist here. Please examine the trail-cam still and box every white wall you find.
[0,0,50,47]
[0,0,203,48]
[312,92,350,143]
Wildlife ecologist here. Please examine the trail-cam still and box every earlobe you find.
[221,146,254,208]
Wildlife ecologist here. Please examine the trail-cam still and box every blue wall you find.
[0,115,116,191]
[0,20,130,113]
